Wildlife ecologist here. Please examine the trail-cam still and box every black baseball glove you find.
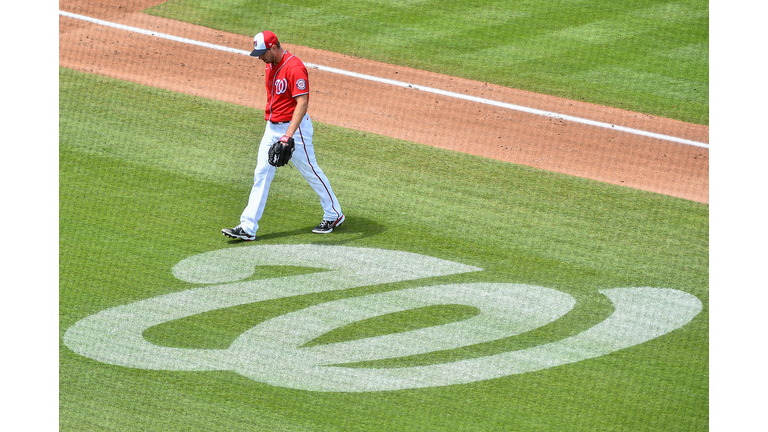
[268,136,295,167]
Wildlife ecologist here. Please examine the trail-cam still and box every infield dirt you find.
[59,0,709,203]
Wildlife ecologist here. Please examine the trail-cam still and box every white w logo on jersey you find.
[274,78,288,95]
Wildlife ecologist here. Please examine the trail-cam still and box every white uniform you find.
[238,114,343,235]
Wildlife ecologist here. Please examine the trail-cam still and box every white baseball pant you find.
[238,115,343,235]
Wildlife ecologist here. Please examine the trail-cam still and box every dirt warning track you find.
[59,0,709,203]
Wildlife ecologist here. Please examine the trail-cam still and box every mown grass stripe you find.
[60,9,708,148]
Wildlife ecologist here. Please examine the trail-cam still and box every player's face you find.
[259,47,276,64]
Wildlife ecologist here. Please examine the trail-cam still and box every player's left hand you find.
[268,136,295,167]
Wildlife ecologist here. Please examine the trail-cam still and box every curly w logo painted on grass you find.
[63,245,702,392]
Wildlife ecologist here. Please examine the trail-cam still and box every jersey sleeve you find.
[288,64,310,97]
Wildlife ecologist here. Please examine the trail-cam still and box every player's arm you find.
[284,95,308,139]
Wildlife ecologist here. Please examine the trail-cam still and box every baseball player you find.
[222,31,344,241]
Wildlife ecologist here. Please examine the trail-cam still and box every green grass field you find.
[60,66,707,430]
[145,0,709,125]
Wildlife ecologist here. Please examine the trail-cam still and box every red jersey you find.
[264,52,310,122]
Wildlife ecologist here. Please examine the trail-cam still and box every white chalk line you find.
[60,10,708,149]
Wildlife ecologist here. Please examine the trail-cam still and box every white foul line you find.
[60,10,709,149]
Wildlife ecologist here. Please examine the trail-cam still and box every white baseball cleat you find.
[222,225,256,241]
[312,214,345,234]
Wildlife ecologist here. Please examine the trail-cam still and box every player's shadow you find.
[305,216,386,245]
[226,216,386,245]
